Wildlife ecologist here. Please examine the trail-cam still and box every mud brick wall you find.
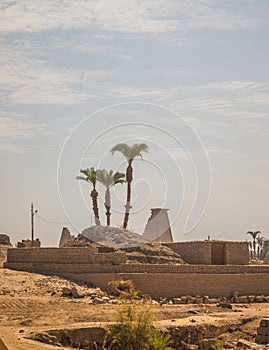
[225,242,249,265]
[164,241,212,264]
[93,253,127,264]
[6,248,126,265]
[164,241,249,265]
[60,272,269,299]
[5,262,269,275]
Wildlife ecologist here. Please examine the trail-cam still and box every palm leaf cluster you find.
[247,230,265,259]
[76,143,148,227]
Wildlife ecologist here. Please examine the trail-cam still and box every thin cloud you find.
[0,39,110,104]
[0,112,43,139]
[0,112,46,154]
[0,0,263,34]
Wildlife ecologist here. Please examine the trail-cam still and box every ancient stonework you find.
[256,318,269,344]
[0,234,12,246]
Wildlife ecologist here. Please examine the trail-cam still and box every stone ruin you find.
[59,227,75,248]
[17,238,41,248]
[0,234,12,246]
[256,318,269,344]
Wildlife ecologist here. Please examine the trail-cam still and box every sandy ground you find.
[1,267,269,349]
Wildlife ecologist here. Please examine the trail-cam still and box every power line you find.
[36,213,91,227]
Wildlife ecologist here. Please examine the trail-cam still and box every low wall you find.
[6,248,126,265]
[45,272,269,299]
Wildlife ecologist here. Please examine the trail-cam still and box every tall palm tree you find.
[76,167,100,226]
[96,169,125,226]
[111,143,149,229]
[247,230,261,259]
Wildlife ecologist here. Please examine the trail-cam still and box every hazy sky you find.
[0,0,268,246]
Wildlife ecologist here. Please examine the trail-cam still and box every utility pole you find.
[30,203,38,247]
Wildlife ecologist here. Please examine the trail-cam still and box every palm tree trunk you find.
[91,189,100,226]
[123,164,132,229]
[253,238,256,259]
[105,188,111,226]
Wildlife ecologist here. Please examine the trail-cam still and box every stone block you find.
[207,298,218,304]
[256,334,269,344]
[260,319,269,327]
[255,295,265,302]
[237,296,248,303]
[195,298,203,304]
[248,295,255,302]
[257,327,269,336]
[173,298,185,304]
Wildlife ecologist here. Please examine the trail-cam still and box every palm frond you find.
[111,143,149,163]
[76,167,97,188]
[113,172,126,186]
[97,169,126,188]
[110,143,131,160]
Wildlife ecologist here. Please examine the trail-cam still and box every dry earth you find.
[1,267,269,349]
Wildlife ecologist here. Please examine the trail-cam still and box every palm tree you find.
[257,234,265,259]
[96,169,125,226]
[76,167,100,226]
[111,143,149,229]
[247,230,261,259]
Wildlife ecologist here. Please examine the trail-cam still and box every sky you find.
[0,0,269,247]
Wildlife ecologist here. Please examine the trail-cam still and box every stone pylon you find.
[59,227,72,248]
[143,208,173,242]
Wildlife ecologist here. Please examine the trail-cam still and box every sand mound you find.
[81,225,150,248]
[79,226,186,264]
[124,242,186,264]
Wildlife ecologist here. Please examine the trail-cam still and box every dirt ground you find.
[1,267,269,349]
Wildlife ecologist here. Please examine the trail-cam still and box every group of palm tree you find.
[77,143,149,228]
[247,230,265,259]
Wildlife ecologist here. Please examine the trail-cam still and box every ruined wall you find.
[0,247,8,267]
[164,241,212,264]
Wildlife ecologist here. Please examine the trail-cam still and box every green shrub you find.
[108,302,173,350]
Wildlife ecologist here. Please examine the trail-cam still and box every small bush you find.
[108,303,173,350]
